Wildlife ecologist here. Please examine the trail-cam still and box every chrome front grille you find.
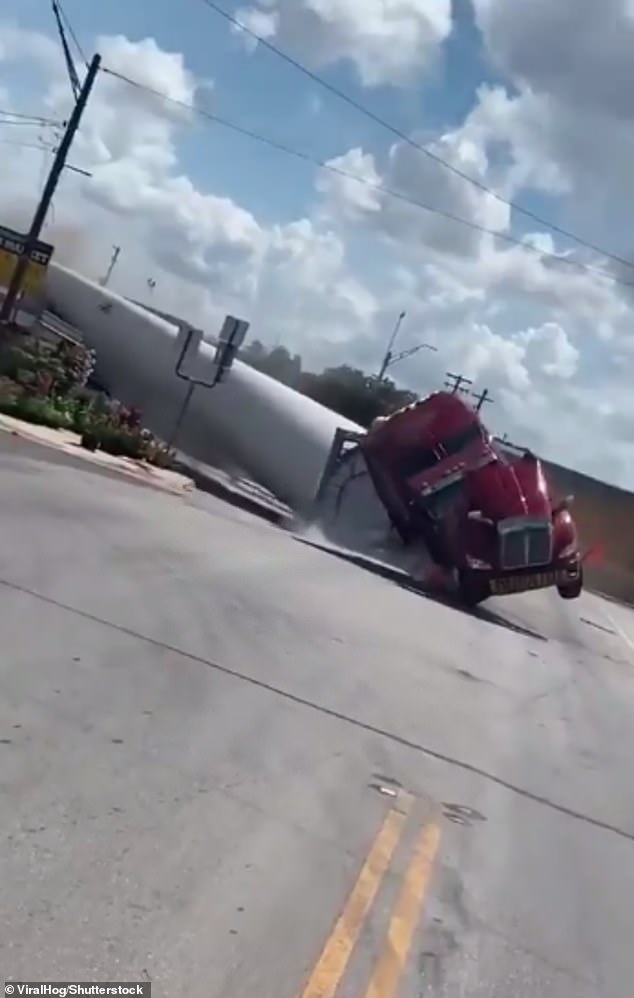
[498,519,552,570]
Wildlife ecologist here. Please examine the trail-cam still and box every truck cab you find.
[361,392,496,551]
[359,392,583,603]
[311,391,584,606]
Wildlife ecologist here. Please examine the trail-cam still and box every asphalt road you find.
[2,438,634,997]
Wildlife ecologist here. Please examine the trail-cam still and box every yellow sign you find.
[0,225,54,296]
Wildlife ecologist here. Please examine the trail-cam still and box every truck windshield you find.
[400,422,484,478]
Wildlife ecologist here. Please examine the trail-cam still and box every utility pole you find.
[471,386,494,412]
[0,52,101,324]
[377,310,406,381]
[99,245,121,288]
[444,372,472,395]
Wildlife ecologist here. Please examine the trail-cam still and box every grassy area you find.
[0,333,174,467]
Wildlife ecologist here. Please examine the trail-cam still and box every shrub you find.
[77,405,174,467]
[0,392,73,430]
[0,376,21,402]
[0,337,96,399]
[97,425,146,460]
[53,339,96,392]
[0,340,173,469]
[142,438,176,468]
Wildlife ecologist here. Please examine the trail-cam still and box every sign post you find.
[168,314,250,449]
[0,226,55,302]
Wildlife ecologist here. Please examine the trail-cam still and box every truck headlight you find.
[466,555,491,570]
[559,542,578,560]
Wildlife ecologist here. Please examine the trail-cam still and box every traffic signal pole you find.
[0,53,101,323]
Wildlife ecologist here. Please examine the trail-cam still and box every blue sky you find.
[5,0,582,246]
[6,0,514,224]
[4,0,634,484]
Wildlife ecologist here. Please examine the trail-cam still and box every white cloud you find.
[316,148,382,219]
[2,14,634,487]
[471,0,634,219]
[234,0,453,86]
[473,0,634,122]
[0,22,60,73]
[516,322,579,380]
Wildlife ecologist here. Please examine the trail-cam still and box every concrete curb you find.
[172,459,294,526]
[0,413,300,519]
[0,415,195,497]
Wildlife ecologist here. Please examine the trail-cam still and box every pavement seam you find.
[1,575,633,845]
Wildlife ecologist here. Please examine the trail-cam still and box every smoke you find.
[0,197,99,271]
[44,222,97,270]
[0,197,35,234]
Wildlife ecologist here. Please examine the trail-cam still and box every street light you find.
[377,310,406,381]
[385,341,438,371]
[377,311,438,380]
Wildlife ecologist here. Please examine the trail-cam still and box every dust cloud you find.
[297,446,431,581]
[0,198,99,272]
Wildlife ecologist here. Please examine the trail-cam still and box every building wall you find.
[541,459,634,605]
[497,440,634,604]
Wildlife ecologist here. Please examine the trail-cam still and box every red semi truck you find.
[313,390,583,606]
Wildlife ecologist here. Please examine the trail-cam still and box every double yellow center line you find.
[300,792,442,998]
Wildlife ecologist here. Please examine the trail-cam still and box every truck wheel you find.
[557,568,583,600]
[457,570,490,607]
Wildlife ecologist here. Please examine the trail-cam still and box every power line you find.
[101,66,634,289]
[0,139,54,152]
[0,109,60,126]
[51,0,81,100]
[197,0,634,274]
[54,0,88,68]
[0,118,51,127]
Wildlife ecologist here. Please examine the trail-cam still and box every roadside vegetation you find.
[0,334,174,467]
[0,327,418,465]
[240,339,419,426]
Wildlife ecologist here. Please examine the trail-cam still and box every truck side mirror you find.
[553,494,574,515]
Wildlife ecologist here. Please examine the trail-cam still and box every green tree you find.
[239,341,418,425]
[240,339,302,387]
[300,364,418,426]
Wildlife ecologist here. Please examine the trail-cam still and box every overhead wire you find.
[196,0,634,274]
[37,0,633,285]
[101,66,634,289]
[0,139,54,151]
[54,0,89,68]
[0,109,60,126]
[50,0,81,100]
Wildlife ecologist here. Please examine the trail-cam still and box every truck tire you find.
[557,567,583,600]
[457,570,490,607]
